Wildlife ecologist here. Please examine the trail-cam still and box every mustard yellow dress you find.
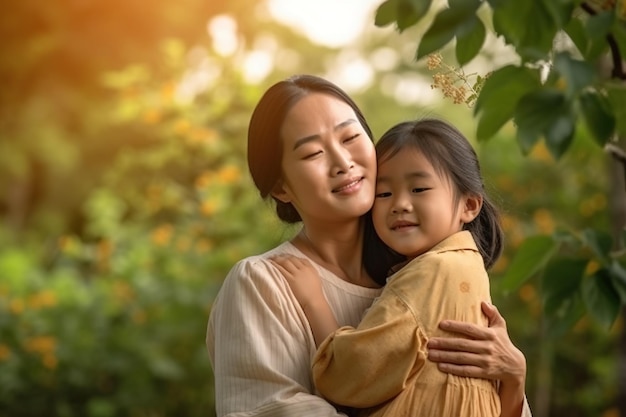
[312,231,501,417]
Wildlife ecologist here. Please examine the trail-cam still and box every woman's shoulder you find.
[229,241,297,268]
[221,242,297,286]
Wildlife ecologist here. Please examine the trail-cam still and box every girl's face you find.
[372,147,478,259]
[273,93,376,225]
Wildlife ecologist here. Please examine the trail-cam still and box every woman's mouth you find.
[332,177,363,193]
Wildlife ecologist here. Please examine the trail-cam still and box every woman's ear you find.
[461,194,483,224]
[270,179,291,204]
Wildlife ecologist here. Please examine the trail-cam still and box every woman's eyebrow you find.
[292,119,358,150]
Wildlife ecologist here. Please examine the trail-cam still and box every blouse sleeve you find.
[312,285,425,408]
[207,258,347,417]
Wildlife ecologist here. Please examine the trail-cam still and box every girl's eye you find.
[412,188,428,193]
[375,191,391,198]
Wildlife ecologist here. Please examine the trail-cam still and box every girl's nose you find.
[391,194,412,214]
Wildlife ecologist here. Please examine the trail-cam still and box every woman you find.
[206,74,530,417]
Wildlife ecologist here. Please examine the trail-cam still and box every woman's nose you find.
[330,146,353,176]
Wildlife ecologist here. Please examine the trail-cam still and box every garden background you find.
[0,0,623,416]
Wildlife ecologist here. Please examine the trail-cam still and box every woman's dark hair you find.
[247,74,374,223]
[364,118,503,283]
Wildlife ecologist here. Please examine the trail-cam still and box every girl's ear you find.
[270,179,291,204]
[461,194,483,224]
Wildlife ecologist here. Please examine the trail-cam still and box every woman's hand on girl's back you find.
[426,301,526,383]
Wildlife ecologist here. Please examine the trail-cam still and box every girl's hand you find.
[270,254,339,346]
[427,302,526,417]
[269,254,325,311]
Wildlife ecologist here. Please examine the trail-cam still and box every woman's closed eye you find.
[343,133,360,144]
[304,151,321,159]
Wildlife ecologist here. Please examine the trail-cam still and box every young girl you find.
[271,118,505,416]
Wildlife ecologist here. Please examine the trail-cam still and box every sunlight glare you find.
[381,74,438,105]
[327,51,374,92]
[243,50,274,84]
[268,0,381,47]
[208,15,238,56]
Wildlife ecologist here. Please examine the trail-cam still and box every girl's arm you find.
[427,301,530,417]
[270,255,339,346]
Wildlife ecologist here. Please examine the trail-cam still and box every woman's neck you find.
[293,220,380,288]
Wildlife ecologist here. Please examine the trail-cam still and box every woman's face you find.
[274,93,376,225]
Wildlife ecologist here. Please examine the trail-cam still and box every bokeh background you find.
[0,0,620,416]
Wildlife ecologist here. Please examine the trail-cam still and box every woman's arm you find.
[426,301,530,417]
[207,258,348,417]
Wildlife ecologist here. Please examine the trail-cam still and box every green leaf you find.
[579,91,616,146]
[544,293,585,338]
[375,0,399,27]
[501,235,558,291]
[455,15,486,66]
[541,257,587,315]
[541,0,575,27]
[492,0,532,49]
[613,20,626,61]
[585,10,613,40]
[474,65,541,140]
[397,0,433,31]
[580,228,613,264]
[416,0,481,59]
[544,110,576,159]
[514,88,574,157]
[584,10,614,59]
[553,52,595,97]
[609,261,626,303]
[520,1,560,59]
[607,83,626,136]
[492,0,557,60]
[582,269,621,329]
[564,17,588,57]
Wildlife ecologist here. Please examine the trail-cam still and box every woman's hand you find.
[427,302,526,417]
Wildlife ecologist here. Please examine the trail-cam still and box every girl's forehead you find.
[376,146,451,182]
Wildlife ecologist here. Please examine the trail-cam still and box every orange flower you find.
[217,165,241,184]
[151,224,173,246]
[0,344,11,361]
[24,336,57,355]
[27,291,57,309]
[200,200,217,217]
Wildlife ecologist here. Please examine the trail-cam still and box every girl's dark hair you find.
[247,74,374,223]
[364,118,503,283]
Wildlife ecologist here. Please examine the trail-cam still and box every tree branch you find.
[606,143,626,190]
